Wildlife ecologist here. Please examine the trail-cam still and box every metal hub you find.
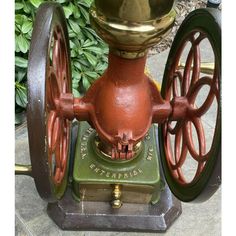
[94,135,142,161]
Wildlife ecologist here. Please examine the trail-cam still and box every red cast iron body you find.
[58,52,173,159]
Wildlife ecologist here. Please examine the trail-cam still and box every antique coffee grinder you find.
[15,0,221,232]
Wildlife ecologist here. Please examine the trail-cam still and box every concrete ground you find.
[15,48,221,236]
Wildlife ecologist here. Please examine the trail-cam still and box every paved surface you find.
[15,48,221,236]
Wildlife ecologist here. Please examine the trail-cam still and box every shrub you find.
[15,0,108,124]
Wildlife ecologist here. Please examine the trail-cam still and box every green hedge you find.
[15,0,108,124]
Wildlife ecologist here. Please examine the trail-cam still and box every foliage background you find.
[15,0,108,124]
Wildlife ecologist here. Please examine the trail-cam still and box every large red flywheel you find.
[27,3,72,202]
[159,8,221,202]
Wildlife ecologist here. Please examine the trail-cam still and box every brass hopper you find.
[90,0,176,58]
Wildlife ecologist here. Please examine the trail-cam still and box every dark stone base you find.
[47,185,182,232]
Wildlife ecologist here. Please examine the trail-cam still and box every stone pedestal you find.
[47,184,181,232]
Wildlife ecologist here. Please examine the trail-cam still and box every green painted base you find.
[72,122,162,204]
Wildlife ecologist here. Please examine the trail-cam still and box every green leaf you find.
[68,29,76,38]
[23,2,31,14]
[15,35,20,52]
[16,70,26,82]
[71,49,77,57]
[78,5,89,22]
[84,27,99,39]
[82,28,94,41]
[77,48,83,55]
[21,21,32,34]
[83,51,97,67]
[101,54,108,63]
[73,7,81,19]
[72,70,81,81]
[84,46,103,55]
[29,0,44,8]
[15,57,28,68]
[69,40,76,48]
[82,39,94,48]
[78,58,90,67]
[78,1,91,8]
[95,62,108,72]
[74,61,82,71]
[84,71,98,79]
[15,14,27,25]
[63,6,73,19]
[15,86,27,108]
[15,24,21,33]
[25,29,33,39]
[72,88,81,97]
[17,34,29,53]
[69,19,81,34]
[77,18,86,27]
[57,0,67,3]
[15,3,24,10]
[82,76,91,90]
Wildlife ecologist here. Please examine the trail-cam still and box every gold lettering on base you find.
[82,153,86,159]
[87,128,94,133]
[111,173,117,179]
[138,168,143,173]
[88,163,143,179]
[146,146,154,161]
[145,133,150,140]
[80,128,94,159]
[118,173,122,179]
[90,164,95,169]
[124,173,129,179]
